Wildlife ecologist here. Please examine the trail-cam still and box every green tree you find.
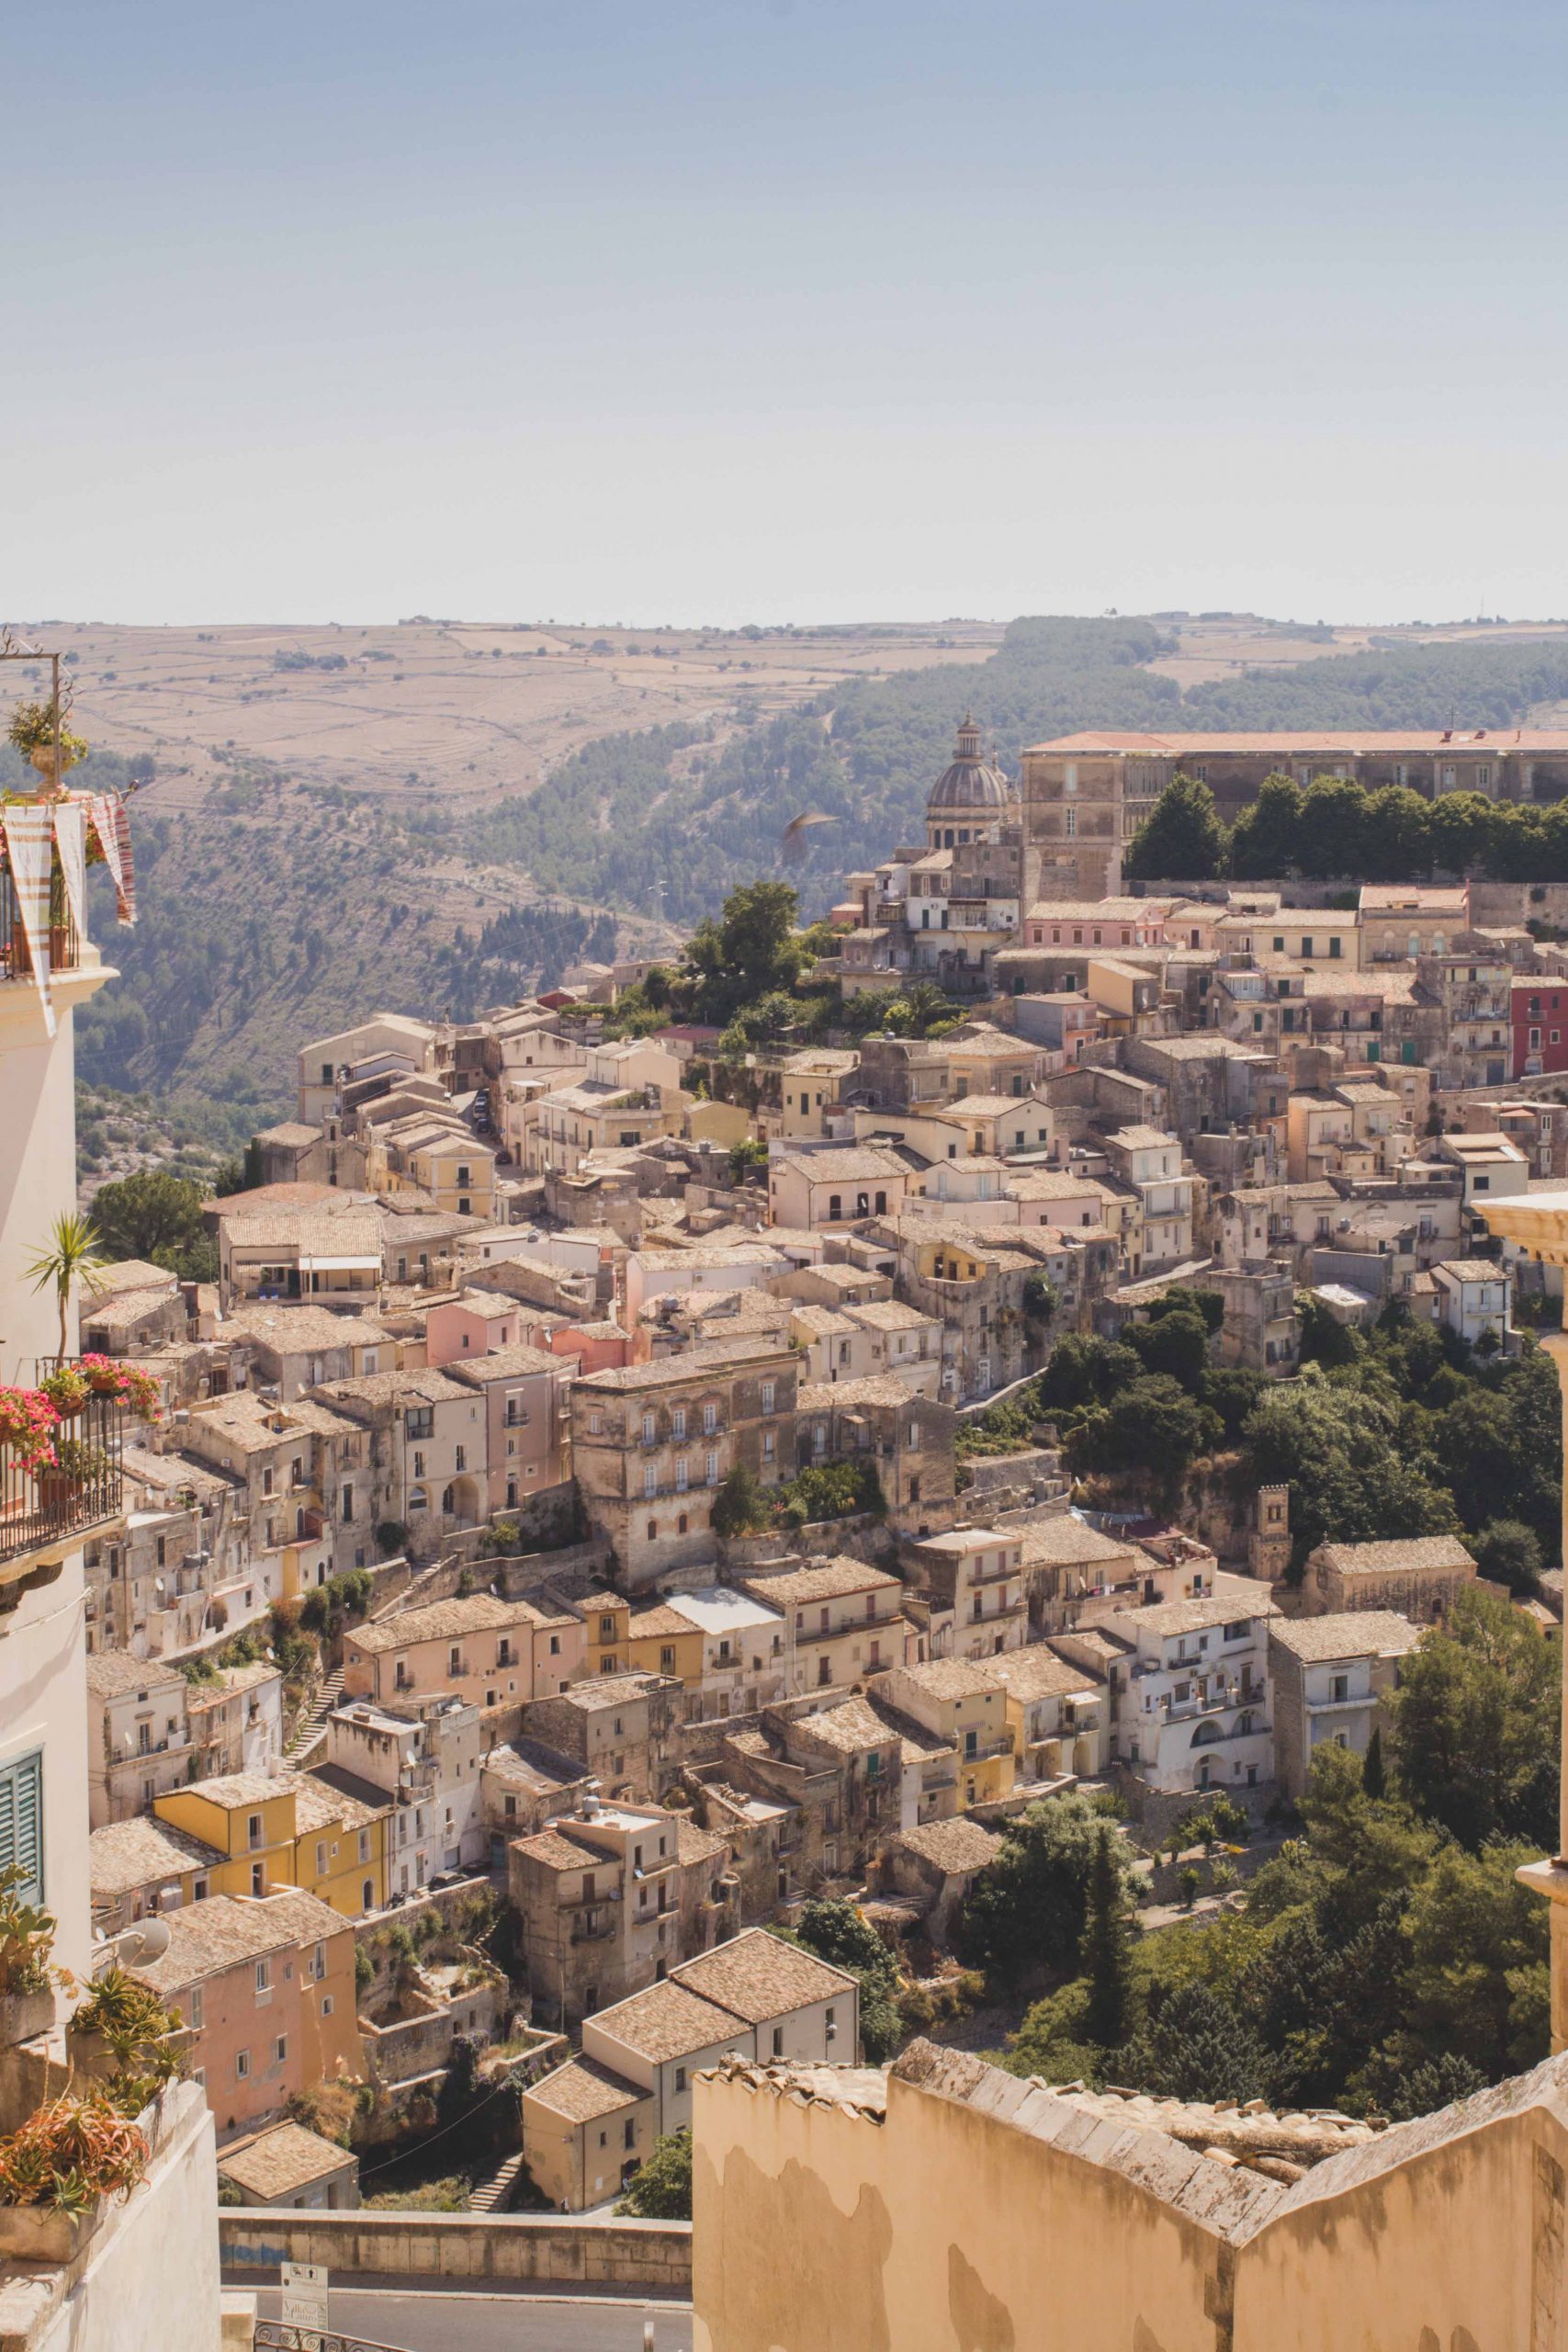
[1080,1826,1134,2050]
[1123,1306,1211,1389]
[1398,1839,1550,2080]
[1471,1517,1544,1595]
[956,1793,1138,1986]
[89,1169,220,1280]
[1293,775,1371,877]
[681,880,807,1025]
[786,1900,903,2061]
[1123,774,1228,882]
[1228,772,1302,879]
[710,1465,770,1537]
[1119,1981,1270,2103]
[1242,1368,1458,1573]
[1387,1588,1559,1851]
[26,1210,109,1359]
[617,2127,692,2219]
[1361,1727,1386,1802]
[1066,1375,1223,1500]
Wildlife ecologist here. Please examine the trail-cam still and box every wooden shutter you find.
[0,1752,44,1902]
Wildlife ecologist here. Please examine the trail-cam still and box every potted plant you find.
[66,1970,187,2109]
[115,1365,164,1424]
[38,1365,89,1420]
[5,700,89,797]
[25,1215,109,1363]
[0,1869,62,2048]
[0,1386,57,1476]
[39,1437,110,1515]
[77,1354,124,1398]
[0,2091,149,2263]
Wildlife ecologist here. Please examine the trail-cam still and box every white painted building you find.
[1112,1585,1279,1795]
[324,1690,486,1893]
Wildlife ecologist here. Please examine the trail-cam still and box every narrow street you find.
[252,2280,694,2351]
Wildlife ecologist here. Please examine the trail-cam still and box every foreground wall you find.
[220,2207,691,2295]
[693,2042,1568,2352]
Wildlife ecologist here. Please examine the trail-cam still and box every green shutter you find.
[0,1752,44,1902]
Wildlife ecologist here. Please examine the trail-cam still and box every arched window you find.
[828,1194,841,1221]
[677,1513,688,1535]
[1190,1721,1221,1747]
[442,1485,456,1515]
[647,1519,658,1542]
[408,1486,428,1512]
[1235,1711,1253,1737]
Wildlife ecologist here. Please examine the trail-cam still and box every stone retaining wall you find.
[219,2208,692,2294]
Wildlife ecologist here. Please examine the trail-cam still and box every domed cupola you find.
[926,715,1015,845]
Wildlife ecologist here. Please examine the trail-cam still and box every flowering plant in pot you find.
[0,1387,57,1476]
[115,1364,164,1423]
[76,1353,124,1397]
[38,1365,89,1419]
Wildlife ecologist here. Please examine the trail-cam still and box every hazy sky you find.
[7,0,1568,627]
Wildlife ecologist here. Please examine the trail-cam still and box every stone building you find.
[570,1338,799,1589]
[793,1376,957,1533]
[522,1669,686,1804]
[507,1796,734,2029]
[1267,1611,1422,1798]
[1299,1533,1477,1623]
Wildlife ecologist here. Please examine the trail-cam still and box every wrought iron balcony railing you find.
[0,1388,125,1571]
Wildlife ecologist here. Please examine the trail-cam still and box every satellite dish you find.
[128,1917,171,1964]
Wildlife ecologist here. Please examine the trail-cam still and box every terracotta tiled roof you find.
[524,2055,645,2123]
[218,2122,355,2199]
[672,1927,856,2024]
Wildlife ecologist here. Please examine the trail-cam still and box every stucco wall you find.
[694,2046,1568,2352]
[17,2084,222,2352]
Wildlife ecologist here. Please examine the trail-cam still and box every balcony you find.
[0,862,85,986]
[0,1387,125,1592]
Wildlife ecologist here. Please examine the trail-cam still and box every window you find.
[1064,807,1077,837]
[675,2065,687,2094]
[455,1444,466,1473]
[255,1957,271,1994]
[705,1451,718,1486]
[761,1381,775,1414]
[186,1986,204,2030]
[772,2026,784,2056]
[644,1464,658,1498]
[247,1813,264,1849]
[276,2034,288,2064]
[358,1830,371,1863]
[703,1401,717,1435]
[251,1863,265,1896]
[235,2050,251,2080]
[315,1840,328,1877]
[671,1407,687,1441]
[641,1411,656,1445]
[363,1879,374,1909]
[321,1994,335,2018]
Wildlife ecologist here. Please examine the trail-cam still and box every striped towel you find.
[109,794,137,924]
[2,805,57,1036]
[52,800,88,946]
[87,793,130,923]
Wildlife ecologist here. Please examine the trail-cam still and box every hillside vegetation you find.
[28,615,1568,1116]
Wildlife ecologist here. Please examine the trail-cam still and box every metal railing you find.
[257,2325,412,2352]
[0,1388,124,1569]
[0,862,83,984]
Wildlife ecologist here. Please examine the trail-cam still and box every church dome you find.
[927,715,1015,813]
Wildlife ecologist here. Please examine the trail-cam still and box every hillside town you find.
[6,707,1568,2349]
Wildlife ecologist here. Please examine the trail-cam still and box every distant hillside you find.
[39,614,1568,1118]
[463,619,1568,922]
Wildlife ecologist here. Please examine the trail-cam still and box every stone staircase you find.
[286,1664,344,1764]
[468,2148,529,2213]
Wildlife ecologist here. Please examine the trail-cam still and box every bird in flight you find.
[780,810,838,864]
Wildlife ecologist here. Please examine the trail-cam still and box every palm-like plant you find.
[25,1213,108,1362]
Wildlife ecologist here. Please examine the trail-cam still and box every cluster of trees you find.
[87,1167,253,1284]
[1013,1284,1557,1577]
[1125,766,1568,886]
[710,1456,886,1538]
[976,1594,1553,2118]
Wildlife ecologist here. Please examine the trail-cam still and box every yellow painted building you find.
[576,1591,705,1687]
[156,1768,389,1918]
